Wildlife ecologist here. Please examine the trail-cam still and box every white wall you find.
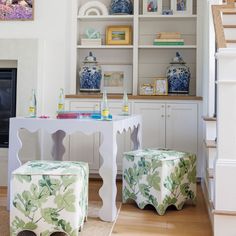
[0,0,77,185]
[0,0,75,116]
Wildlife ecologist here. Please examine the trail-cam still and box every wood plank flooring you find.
[0,179,213,236]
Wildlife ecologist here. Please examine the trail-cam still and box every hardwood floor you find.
[0,179,213,236]
[88,179,213,236]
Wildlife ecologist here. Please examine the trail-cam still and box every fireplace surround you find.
[0,68,17,148]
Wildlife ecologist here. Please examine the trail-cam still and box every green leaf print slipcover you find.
[10,161,89,236]
[122,149,196,215]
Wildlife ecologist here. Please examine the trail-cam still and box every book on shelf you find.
[153,41,185,46]
[157,32,181,39]
[154,39,184,43]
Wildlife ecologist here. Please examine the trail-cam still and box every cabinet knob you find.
[162,105,165,108]
[167,115,170,118]
[161,115,165,118]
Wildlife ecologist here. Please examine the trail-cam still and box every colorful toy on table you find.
[57,111,112,120]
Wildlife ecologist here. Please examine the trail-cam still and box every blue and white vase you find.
[79,52,102,92]
[166,52,191,94]
[110,0,133,15]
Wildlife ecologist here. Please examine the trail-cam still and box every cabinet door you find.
[69,101,100,171]
[134,102,165,148]
[106,101,132,172]
[166,103,198,154]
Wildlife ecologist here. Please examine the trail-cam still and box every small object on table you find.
[101,90,110,120]
[28,88,37,118]
[122,90,129,116]
[56,111,112,120]
[39,115,50,119]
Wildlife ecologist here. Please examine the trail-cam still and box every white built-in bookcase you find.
[74,0,199,96]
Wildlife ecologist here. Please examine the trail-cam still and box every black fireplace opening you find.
[0,68,17,148]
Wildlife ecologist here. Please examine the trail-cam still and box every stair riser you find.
[208,148,217,169]
[225,29,236,39]
[204,173,215,203]
[205,121,217,140]
[223,15,236,25]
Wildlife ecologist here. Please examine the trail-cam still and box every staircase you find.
[203,0,236,235]
[202,116,217,225]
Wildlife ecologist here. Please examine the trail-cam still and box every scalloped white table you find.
[7,115,142,222]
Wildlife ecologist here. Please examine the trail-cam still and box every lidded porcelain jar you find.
[79,52,102,92]
[166,52,191,94]
[110,0,133,15]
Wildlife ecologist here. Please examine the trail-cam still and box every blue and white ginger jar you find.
[110,0,133,15]
[166,52,191,94]
[79,52,102,92]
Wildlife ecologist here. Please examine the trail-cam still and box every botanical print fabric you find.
[10,161,89,236]
[123,149,196,215]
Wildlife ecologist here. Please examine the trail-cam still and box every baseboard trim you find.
[201,179,214,229]
[213,210,236,216]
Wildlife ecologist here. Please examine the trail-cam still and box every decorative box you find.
[81,38,102,46]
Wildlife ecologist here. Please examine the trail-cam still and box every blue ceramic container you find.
[79,52,102,92]
[110,0,133,15]
[166,52,191,94]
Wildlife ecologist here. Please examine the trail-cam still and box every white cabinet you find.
[69,101,100,171]
[166,103,198,154]
[133,102,165,148]
[134,102,198,154]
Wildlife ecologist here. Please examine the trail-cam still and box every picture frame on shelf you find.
[0,0,34,20]
[154,78,168,95]
[143,0,162,15]
[171,0,193,15]
[106,25,132,45]
[101,65,132,94]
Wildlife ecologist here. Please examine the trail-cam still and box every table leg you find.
[131,123,142,150]
[51,130,66,161]
[99,130,118,222]
[7,125,22,210]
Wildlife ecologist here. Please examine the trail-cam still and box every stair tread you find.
[205,140,217,148]
[224,25,236,28]
[222,8,236,15]
[227,40,236,43]
[202,116,217,121]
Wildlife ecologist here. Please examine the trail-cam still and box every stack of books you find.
[153,32,184,46]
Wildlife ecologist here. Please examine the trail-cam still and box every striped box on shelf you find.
[81,38,102,46]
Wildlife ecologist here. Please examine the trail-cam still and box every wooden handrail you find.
[212,1,235,48]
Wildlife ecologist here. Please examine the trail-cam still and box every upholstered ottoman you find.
[123,149,196,215]
[10,160,89,236]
